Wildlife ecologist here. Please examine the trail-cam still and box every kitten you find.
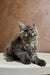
[4,21,46,66]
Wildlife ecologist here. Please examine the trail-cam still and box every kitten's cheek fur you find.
[25,34,28,37]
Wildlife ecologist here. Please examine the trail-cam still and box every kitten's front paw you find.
[21,55,31,64]
[23,58,31,64]
[35,59,46,67]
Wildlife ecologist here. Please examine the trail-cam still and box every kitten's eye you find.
[30,29,32,30]
[32,30,34,33]
[24,29,28,32]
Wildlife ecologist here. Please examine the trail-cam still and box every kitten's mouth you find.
[24,33,38,38]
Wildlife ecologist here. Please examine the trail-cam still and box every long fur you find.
[4,21,46,66]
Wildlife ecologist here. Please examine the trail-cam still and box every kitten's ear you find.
[30,20,35,26]
[18,21,25,30]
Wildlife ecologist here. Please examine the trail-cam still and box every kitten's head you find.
[18,21,38,39]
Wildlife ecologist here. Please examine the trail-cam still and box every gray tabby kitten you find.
[4,21,46,66]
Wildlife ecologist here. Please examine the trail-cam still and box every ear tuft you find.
[30,20,35,26]
[18,21,25,30]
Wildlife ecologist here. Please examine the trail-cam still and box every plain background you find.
[0,0,50,52]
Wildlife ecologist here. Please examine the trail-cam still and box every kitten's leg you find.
[4,51,14,62]
[6,56,14,61]
[31,52,46,66]
[15,50,31,64]
[31,40,46,66]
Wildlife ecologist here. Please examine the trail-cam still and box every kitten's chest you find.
[23,43,32,51]
[30,41,34,48]
[23,43,33,55]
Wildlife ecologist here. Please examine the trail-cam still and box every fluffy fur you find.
[4,21,46,66]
